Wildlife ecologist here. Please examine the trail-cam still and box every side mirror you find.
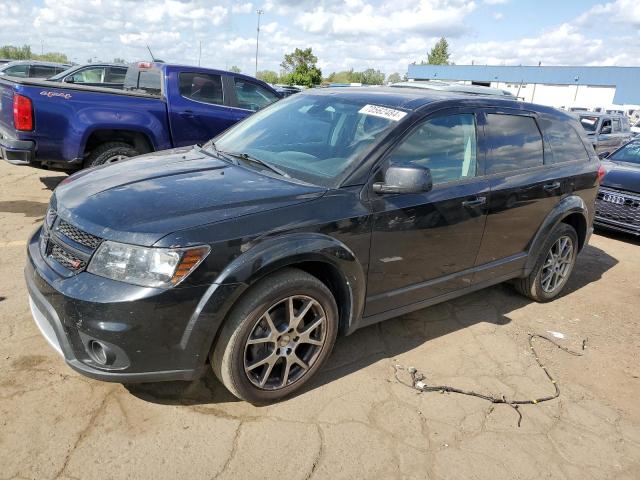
[598,151,610,160]
[65,77,75,83]
[373,166,433,194]
[601,125,612,135]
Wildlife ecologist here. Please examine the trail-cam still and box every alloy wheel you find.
[540,235,574,293]
[105,154,127,164]
[243,295,327,390]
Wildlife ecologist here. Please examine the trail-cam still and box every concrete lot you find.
[1,160,639,480]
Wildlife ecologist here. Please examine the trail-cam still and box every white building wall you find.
[491,81,616,110]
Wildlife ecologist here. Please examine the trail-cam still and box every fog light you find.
[88,340,113,366]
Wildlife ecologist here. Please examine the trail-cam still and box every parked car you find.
[25,88,600,402]
[0,60,71,79]
[631,119,640,136]
[48,63,129,89]
[595,139,640,235]
[578,112,632,154]
[0,62,280,170]
[273,84,302,97]
[391,80,516,98]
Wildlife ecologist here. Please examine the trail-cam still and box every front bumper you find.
[594,189,640,236]
[25,227,242,383]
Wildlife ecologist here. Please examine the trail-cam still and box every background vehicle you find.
[631,119,640,136]
[578,112,632,154]
[48,63,128,89]
[25,88,599,403]
[0,62,280,169]
[0,60,70,79]
[273,84,302,97]
[596,139,640,235]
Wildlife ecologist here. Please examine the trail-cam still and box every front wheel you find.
[515,223,578,302]
[212,268,339,403]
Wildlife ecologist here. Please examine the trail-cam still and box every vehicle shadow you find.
[125,243,617,406]
[39,176,65,191]
[0,200,48,218]
[594,227,640,246]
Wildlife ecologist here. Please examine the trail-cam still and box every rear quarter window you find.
[539,117,590,164]
[485,113,544,174]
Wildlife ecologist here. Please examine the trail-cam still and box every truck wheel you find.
[85,142,139,168]
[515,223,578,302]
[212,268,339,404]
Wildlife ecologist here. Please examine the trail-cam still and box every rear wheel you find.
[85,142,139,168]
[515,223,578,302]
[212,268,339,403]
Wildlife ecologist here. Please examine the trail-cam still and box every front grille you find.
[56,220,102,250]
[49,243,87,272]
[40,213,103,275]
[595,187,640,227]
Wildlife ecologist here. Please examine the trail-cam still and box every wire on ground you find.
[393,333,586,427]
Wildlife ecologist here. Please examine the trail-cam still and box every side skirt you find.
[353,270,522,332]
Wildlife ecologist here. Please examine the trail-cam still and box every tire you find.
[514,223,579,302]
[85,142,139,168]
[212,268,339,403]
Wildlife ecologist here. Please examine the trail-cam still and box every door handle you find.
[543,181,561,191]
[180,110,195,118]
[461,196,487,208]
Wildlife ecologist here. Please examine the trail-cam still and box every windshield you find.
[579,115,599,132]
[609,141,640,165]
[48,66,76,81]
[211,93,403,187]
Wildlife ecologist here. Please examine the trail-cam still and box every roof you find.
[390,80,515,97]
[308,86,533,112]
[0,60,71,68]
[408,64,640,105]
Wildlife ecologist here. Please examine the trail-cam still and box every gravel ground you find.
[1,161,639,480]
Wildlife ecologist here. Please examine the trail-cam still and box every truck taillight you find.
[13,94,33,131]
[137,61,153,69]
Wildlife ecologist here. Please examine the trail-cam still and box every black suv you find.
[26,88,600,403]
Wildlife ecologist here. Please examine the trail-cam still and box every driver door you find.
[364,109,489,317]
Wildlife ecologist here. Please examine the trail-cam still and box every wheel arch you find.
[187,233,367,366]
[524,195,590,275]
[81,128,155,159]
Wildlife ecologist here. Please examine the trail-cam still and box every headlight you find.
[87,241,210,288]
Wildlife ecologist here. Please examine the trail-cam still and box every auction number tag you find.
[359,104,407,121]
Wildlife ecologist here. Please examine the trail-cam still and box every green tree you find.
[0,44,32,60]
[387,72,402,84]
[427,37,451,65]
[359,68,385,85]
[229,65,241,73]
[257,70,279,84]
[280,47,322,87]
[37,52,69,63]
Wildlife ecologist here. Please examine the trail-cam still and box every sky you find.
[0,0,638,76]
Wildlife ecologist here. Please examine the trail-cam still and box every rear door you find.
[365,109,489,316]
[168,71,239,147]
[473,110,563,282]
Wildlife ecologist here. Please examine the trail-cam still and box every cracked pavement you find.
[1,161,639,479]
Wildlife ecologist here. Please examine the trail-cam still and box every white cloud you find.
[232,2,254,14]
[493,12,503,20]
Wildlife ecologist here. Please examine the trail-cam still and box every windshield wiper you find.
[222,151,290,178]
[194,144,239,165]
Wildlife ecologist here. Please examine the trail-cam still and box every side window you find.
[179,72,224,105]
[106,67,127,83]
[30,65,56,78]
[387,114,477,184]
[485,114,543,174]
[71,67,106,83]
[3,65,29,77]
[612,118,622,133]
[234,78,279,111]
[539,118,589,164]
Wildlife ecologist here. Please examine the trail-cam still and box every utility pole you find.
[41,40,44,56]
[255,9,264,77]
[198,41,202,67]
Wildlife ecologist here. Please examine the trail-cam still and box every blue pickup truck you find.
[0,62,280,169]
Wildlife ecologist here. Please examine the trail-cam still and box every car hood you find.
[53,147,326,246]
[601,160,640,194]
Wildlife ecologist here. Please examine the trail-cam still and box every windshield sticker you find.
[359,104,407,121]
[580,117,597,125]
